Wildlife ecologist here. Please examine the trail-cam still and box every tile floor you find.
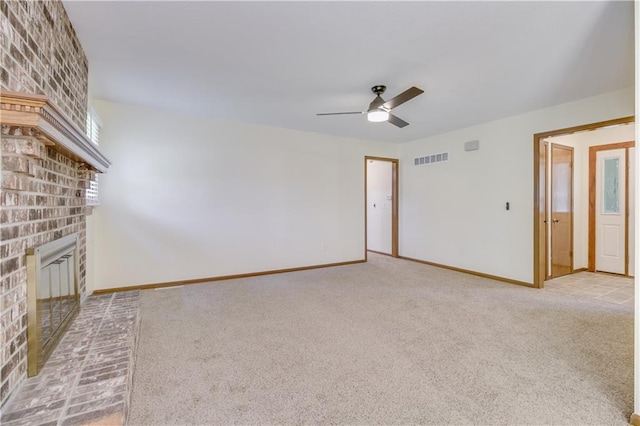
[0,291,140,426]
[544,271,634,307]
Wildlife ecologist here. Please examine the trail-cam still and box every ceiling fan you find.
[317,85,424,128]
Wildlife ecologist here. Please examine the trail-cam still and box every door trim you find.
[533,115,635,288]
[543,141,549,279]
[364,156,399,260]
[588,141,635,273]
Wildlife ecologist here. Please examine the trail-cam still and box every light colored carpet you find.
[129,254,632,425]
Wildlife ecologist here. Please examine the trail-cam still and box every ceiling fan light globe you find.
[367,110,389,122]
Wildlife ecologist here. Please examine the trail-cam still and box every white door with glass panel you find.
[595,149,626,274]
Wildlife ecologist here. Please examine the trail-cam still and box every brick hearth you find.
[1,291,140,426]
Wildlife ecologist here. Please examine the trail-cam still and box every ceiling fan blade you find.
[382,87,424,110]
[388,113,409,128]
[316,111,364,116]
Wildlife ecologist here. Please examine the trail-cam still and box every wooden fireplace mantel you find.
[0,90,111,172]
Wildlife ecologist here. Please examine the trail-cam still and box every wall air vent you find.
[414,152,449,166]
[464,140,480,151]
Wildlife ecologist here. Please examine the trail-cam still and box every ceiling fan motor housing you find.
[371,85,387,96]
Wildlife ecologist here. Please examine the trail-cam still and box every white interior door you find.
[595,148,626,274]
[628,147,635,276]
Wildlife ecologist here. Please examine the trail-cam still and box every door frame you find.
[542,141,549,279]
[588,141,635,274]
[549,143,574,278]
[364,156,399,259]
[533,115,635,288]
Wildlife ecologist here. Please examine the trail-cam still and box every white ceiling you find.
[62,1,634,144]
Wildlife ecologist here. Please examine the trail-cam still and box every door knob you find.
[553,219,559,223]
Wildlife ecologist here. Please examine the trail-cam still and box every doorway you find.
[365,156,398,258]
[533,116,635,288]
[589,142,636,275]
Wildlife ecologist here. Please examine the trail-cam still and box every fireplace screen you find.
[26,234,80,376]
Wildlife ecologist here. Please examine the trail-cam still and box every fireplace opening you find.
[26,233,80,376]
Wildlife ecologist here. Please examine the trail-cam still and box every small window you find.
[86,176,99,206]
[85,107,102,145]
[603,157,620,214]
[85,106,102,205]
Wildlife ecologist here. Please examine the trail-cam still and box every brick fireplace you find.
[0,91,110,408]
[0,0,104,408]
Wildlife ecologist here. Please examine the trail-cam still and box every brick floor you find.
[0,291,140,426]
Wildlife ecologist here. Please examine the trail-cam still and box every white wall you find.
[366,160,393,253]
[85,212,96,295]
[399,87,634,284]
[547,124,635,271]
[91,100,396,291]
[90,88,633,290]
